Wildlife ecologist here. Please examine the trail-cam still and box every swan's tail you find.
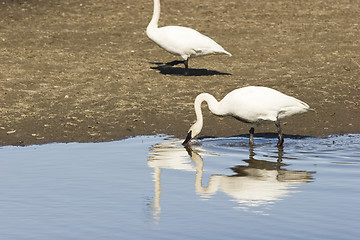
[223,50,232,56]
[297,99,310,110]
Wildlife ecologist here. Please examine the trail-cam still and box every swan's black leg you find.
[249,127,255,145]
[275,120,284,146]
[184,59,189,75]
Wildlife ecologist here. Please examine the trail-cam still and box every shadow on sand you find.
[150,62,231,76]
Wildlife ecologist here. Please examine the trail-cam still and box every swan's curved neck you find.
[148,0,160,30]
[194,93,224,125]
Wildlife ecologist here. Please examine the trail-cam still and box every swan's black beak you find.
[182,131,192,146]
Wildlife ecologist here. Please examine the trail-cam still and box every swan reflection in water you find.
[147,139,315,219]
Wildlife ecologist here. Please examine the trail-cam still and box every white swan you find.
[146,0,232,75]
[183,86,311,146]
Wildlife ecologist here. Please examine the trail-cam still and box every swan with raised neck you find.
[146,0,231,75]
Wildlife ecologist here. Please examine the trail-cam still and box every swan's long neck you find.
[147,0,160,30]
[196,93,224,116]
[193,93,224,131]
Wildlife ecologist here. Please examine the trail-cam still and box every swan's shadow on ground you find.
[150,62,231,76]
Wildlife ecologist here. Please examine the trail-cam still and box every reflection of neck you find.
[189,149,220,194]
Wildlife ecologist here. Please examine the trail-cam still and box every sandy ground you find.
[0,0,359,146]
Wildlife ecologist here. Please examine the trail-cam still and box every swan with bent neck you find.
[146,0,231,75]
[183,86,311,146]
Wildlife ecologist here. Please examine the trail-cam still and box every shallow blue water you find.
[0,134,359,240]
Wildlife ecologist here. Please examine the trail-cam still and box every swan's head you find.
[182,122,202,145]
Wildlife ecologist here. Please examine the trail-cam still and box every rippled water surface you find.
[0,134,359,240]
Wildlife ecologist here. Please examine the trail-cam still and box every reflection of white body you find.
[147,139,196,220]
[147,140,313,218]
[189,148,311,207]
[148,140,195,171]
[196,167,309,207]
[146,0,231,74]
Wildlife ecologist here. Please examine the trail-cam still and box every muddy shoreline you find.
[1,0,359,146]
